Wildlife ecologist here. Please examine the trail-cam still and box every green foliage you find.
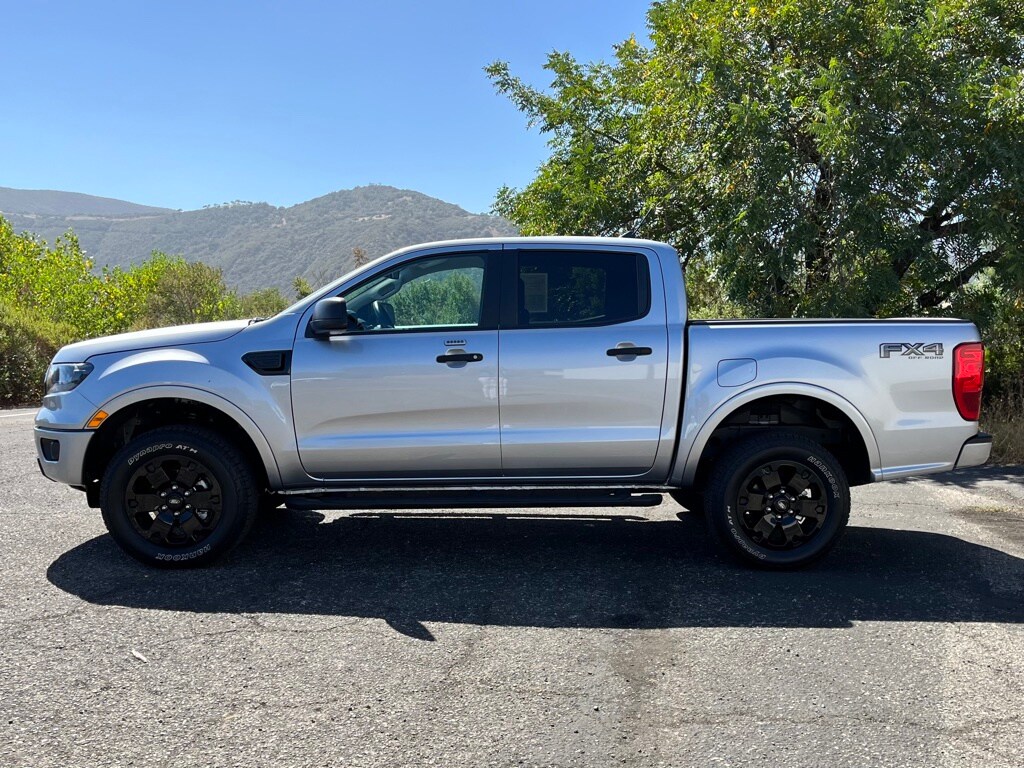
[950,268,1024,392]
[982,383,1024,463]
[0,301,75,406]
[390,273,481,326]
[488,0,1024,321]
[235,287,289,319]
[139,257,236,327]
[293,276,314,299]
[0,216,293,403]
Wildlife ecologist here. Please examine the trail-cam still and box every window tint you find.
[345,254,485,332]
[516,251,649,327]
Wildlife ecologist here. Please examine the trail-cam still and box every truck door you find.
[498,247,669,477]
[290,250,502,480]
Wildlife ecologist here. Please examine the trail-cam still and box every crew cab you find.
[34,237,991,568]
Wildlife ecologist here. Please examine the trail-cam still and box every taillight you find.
[953,342,984,421]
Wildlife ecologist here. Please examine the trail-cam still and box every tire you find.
[704,432,850,569]
[669,489,704,514]
[259,493,285,514]
[100,426,259,567]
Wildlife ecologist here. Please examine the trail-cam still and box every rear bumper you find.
[35,427,93,486]
[955,432,992,470]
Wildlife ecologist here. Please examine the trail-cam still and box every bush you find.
[0,216,301,404]
[0,301,75,406]
[983,385,1024,465]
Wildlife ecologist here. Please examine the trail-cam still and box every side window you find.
[344,254,486,332]
[516,251,649,328]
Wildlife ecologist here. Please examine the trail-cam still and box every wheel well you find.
[82,398,269,507]
[691,395,873,491]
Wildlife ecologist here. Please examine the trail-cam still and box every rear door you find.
[498,246,669,477]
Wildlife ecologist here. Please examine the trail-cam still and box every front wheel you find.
[704,432,850,569]
[99,426,259,567]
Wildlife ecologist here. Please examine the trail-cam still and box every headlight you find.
[44,362,94,395]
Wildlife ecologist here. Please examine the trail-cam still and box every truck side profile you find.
[34,237,991,568]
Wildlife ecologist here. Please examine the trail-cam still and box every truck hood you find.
[52,319,252,363]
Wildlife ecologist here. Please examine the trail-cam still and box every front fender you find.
[96,384,283,487]
[79,344,295,488]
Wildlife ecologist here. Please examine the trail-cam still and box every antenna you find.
[619,196,667,238]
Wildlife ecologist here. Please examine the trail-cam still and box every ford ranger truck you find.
[34,237,992,568]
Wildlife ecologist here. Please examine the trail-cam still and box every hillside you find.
[0,186,173,217]
[0,185,517,292]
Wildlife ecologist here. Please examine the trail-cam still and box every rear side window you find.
[515,250,650,328]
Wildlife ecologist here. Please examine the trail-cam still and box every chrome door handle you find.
[607,346,652,357]
[437,352,484,364]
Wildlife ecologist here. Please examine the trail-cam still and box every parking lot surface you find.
[2,409,1022,767]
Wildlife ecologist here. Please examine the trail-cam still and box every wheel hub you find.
[124,456,222,548]
[735,461,827,550]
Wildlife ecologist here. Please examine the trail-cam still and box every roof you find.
[380,235,675,258]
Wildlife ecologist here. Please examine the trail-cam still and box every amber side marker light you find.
[86,410,109,429]
[952,343,985,421]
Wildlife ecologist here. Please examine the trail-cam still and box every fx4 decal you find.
[880,342,944,359]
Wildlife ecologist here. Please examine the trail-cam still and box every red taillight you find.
[953,342,984,421]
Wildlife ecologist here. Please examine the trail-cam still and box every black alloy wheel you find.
[733,461,827,550]
[123,454,223,548]
[100,426,259,567]
[704,432,850,568]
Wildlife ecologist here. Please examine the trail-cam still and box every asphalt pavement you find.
[1,408,1022,767]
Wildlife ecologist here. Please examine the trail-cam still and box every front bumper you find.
[35,426,94,486]
[954,432,993,470]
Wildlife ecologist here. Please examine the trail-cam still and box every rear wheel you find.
[705,432,849,569]
[100,426,259,567]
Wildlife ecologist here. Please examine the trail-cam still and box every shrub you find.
[0,301,75,406]
[983,384,1024,465]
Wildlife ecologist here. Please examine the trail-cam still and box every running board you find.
[284,488,665,511]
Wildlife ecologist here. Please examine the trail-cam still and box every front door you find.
[291,251,501,480]
[498,247,669,477]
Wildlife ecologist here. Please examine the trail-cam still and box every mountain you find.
[0,185,517,292]
[0,186,173,217]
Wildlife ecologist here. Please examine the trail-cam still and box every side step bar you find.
[284,488,665,511]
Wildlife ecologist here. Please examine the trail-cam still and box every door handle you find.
[436,352,484,364]
[607,346,653,358]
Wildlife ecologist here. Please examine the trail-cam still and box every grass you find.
[982,385,1024,464]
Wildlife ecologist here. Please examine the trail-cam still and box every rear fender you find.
[671,382,881,487]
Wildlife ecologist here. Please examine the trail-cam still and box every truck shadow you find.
[47,509,1024,639]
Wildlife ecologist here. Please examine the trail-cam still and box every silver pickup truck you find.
[35,237,991,568]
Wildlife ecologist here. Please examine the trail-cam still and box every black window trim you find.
[307,250,500,338]
[500,248,652,330]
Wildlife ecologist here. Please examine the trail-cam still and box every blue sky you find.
[0,1,649,214]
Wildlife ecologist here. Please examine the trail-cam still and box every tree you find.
[352,246,370,267]
[390,273,481,326]
[234,287,289,318]
[293,276,314,300]
[488,0,1024,319]
[141,256,234,327]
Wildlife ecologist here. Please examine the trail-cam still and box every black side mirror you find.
[309,297,351,338]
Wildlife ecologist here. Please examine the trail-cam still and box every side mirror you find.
[309,297,351,338]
